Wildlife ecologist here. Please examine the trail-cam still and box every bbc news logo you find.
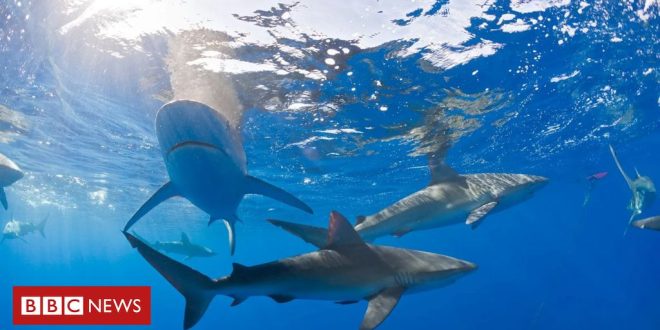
[13,286,150,325]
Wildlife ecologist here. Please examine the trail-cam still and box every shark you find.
[2,216,47,243]
[0,152,24,210]
[124,100,313,254]
[271,162,547,246]
[632,216,660,231]
[131,231,216,260]
[124,210,476,330]
[609,144,656,225]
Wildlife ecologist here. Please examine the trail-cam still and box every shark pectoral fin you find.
[361,287,405,330]
[230,296,247,307]
[124,181,179,231]
[223,219,237,256]
[244,175,313,214]
[268,294,295,303]
[267,219,328,248]
[466,202,498,229]
[0,187,7,210]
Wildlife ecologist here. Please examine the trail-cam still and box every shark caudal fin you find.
[37,215,47,238]
[0,187,7,210]
[124,182,179,231]
[124,232,215,329]
[609,145,634,190]
[268,220,328,248]
[244,175,313,214]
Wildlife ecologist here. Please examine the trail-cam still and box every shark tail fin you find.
[124,232,216,329]
[244,175,313,214]
[609,144,634,190]
[37,215,48,238]
[268,219,328,248]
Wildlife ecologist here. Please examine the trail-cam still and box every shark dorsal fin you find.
[428,155,460,185]
[356,215,367,226]
[326,211,365,249]
[181,232,191,245]
[231,263,250,278]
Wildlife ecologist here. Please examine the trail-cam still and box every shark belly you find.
[165,146,246,218]
[221,251,391,302]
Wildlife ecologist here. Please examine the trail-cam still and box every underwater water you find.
[0,0,659,329]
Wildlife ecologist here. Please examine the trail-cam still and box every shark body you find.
[132,231,216,260]
[125,211,475,329]
[271,164,547,246]
[609,144,656,224]
[124,100,313,254]
[632,216,660,231]
[2,217,47,243]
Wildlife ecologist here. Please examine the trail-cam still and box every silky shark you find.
[124,100,313,254]
[271,162,547,246]
[632,216,660,231]
[0,152,23,210]
[132,231,216,260]
[124,211,476,330]
[2,216,47,243]
[609,145,656,225]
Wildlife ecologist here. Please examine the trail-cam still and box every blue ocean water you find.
[0,0,659,329]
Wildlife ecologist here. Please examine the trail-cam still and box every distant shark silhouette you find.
[632,216,660,231]
[131,231,216,260]
[271,160,547,246]
[2,216,47,243]
[609,144,656,228]
[0,153,23,210]
[124,211,475,329]
[124,100,313,254]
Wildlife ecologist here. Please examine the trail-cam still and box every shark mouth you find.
[166,140,227,158]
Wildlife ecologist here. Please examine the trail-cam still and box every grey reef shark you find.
[124,211,476,330]
[609,144,656,227]
[271,157,548,246]
[2,216,47,243]
[131,231,216,260]
[124,100,313,254]
[0,152,24,210]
